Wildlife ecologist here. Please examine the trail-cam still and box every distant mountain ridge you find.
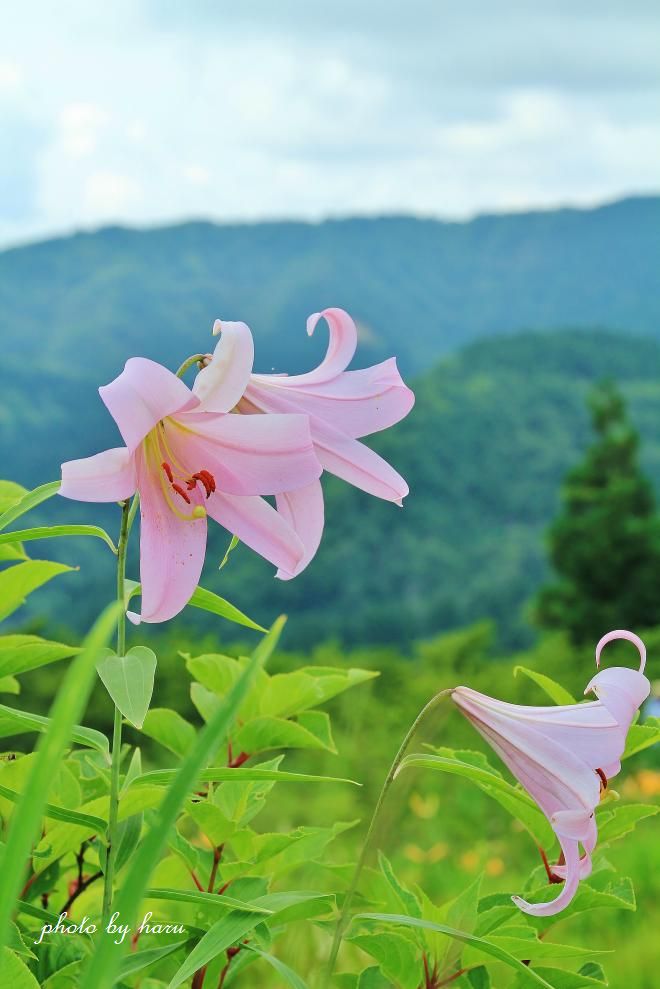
[0,196,658,388]
[2,197,660,648]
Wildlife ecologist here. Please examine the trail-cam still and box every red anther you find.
[172,483,191,504]
[200,469,216,494]
[186,478,197,490]
[193,470,215,498]
[596,768,608,790]
[161,462,174,483]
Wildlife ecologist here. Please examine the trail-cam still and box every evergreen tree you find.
[536,380,660,643]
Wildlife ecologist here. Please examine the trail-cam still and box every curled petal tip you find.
[126,610,141,626]
[306,312,321,337]
[212,319,222,336]
[595,629,646,673]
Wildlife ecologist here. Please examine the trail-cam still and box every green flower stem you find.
[101,497,133,924]
[322,689,452,988]
[176,353,207,378]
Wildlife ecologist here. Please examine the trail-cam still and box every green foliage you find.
[536,381,660,642]
[0,475,658,988]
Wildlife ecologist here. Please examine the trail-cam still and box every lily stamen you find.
[596,768,608,792]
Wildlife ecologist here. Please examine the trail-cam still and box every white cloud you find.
[83,170,141,216]
[0,1,658,247]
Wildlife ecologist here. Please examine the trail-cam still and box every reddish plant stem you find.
[60,871,103,914]
[192,967,207,989]
[208,845,224,893]
[190,868,204,892]
[537,845,563,884]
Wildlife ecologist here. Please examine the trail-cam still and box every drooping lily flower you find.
[194,308,414,576]
[452,630,650,916]
[60,323,322,623]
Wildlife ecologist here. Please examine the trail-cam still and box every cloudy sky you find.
[1,1,658,247]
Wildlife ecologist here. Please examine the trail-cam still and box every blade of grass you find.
[79,621,271,989]
[0,601,119,950]
[145,887,272,915]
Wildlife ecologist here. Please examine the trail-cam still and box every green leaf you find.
[0,947,40,988]
[623,717,660,758]
[0,783,107,832]
[0,704,109,754]
[354,914,556,988]
[513,666,576,705]
[0,543,28,562]
[244,944,309,989]
[0,561,75,622]
[402,749,554,847]
[378,852,422,920]
[510,966,608,988]
[234,714,336,754]
[0,635,80,678]
[96,646,157,729]
[0,676,19,694]
[467,967,491,988]
[0,705,107,754]
[0,481,28,515]
[0,480,60,531]
[79,639,263,989]
[131,767,357,788]
[115,748,144,872]
[261,666,378,718]
[0,525,116,554]
[597,802,659,843]
[188,585,266,631]
[0,602,119,952]
[145,887,272,915]
[167,892,331,988]
[33,785,164,872]
[142,708,196,758]
[219,533,240,569]
[347,931,419,989]
[117,940,191,978]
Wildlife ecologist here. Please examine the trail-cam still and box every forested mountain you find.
[2,198,659,647]
[0,196,658,391]
[6,328,660,650]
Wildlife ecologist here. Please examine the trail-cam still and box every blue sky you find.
[1,1,658,247]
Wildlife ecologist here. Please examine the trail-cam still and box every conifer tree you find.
[536,380,660,643]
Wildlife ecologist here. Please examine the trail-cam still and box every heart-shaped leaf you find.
[97,646,157,729]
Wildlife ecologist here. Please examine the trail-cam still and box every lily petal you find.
[60,448,137,502]
[100,357,198,451]
[290,307,358,384]
[247,357,414,439]
[169,411,321,496]
[128,448,207,624]
[275,479,325,579]
[312,416,409,502]
[192,320,255,413]
[512,834,582,916]
[206,491,305,576]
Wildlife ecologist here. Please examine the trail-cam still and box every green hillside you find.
[7,328,660,650]
[0,196,658,389]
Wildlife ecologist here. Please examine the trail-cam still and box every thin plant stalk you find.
[101,496,134,923]
[322,689,451,988]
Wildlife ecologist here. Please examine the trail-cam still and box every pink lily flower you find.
[194,308,414,577]
[60,323,322,623]
[452,629,650,916]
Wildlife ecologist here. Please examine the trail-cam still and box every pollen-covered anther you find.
[161,462,174,483]
[191,470,216,498]
[171,483,191,504]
